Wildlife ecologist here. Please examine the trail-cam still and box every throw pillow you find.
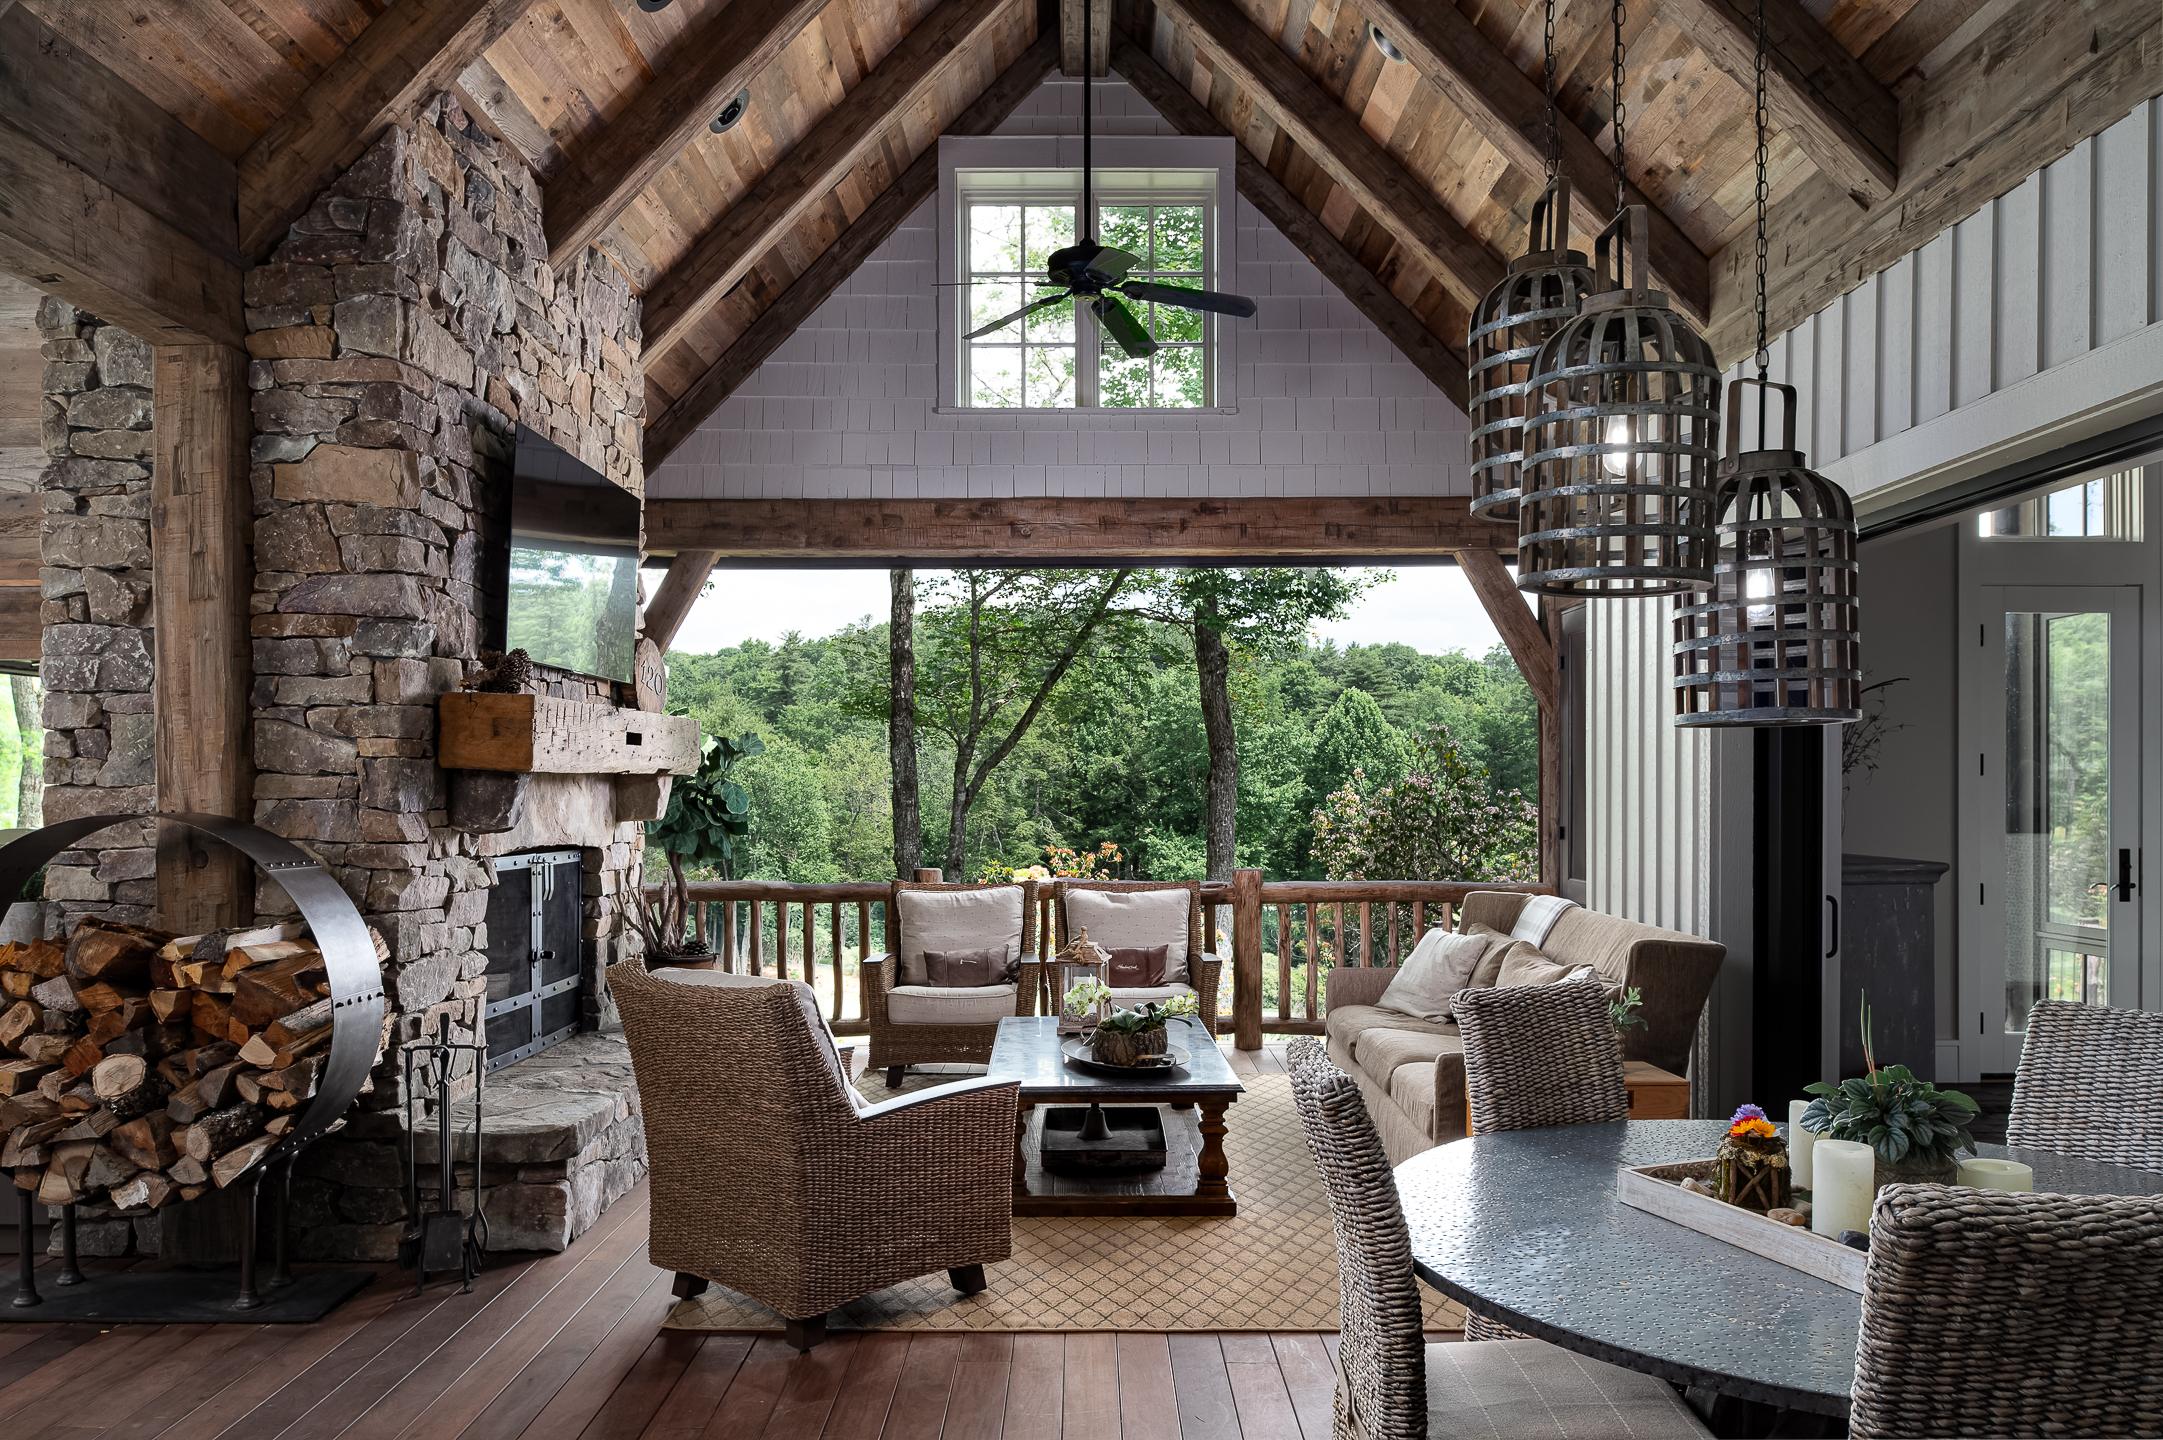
[1063,887,1192,983]
[1495,942,1596,990]
[922,947,1014,986]
[1106,944,1169,988]
[1461,922,1518,989]
[1375,928,1490,1024]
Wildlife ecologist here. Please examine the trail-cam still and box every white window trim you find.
[936,134,1240,415]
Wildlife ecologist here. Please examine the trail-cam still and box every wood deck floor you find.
[1,1045,1340,1440]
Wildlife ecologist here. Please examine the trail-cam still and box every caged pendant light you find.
[1672,0,1861,726]
[1467,2,1591,524]
[1515,2,1720,596]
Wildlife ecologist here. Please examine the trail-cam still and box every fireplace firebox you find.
[484,850,587,1069]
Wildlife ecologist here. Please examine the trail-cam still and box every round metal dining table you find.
[1395,1119,2163,1418]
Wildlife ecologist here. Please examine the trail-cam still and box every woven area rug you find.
[664,1070,1465,1333]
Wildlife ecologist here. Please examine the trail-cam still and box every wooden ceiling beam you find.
[0,7,241,347]
[645,495,1505,560]
[1149,0,1503,313]
[644,0,1012,362]
[1356,0,1710,324]
[645,31,1059,472]
[1454,548,1555,714]
[642,550,721,652]
[544,0,829,268]
[1112,37,1469,410]
[1060,0,1110,76]
[1664,0,1898,206]
[238,0,538,260]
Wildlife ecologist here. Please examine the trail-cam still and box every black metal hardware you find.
[401,1017,489,1294]
[483,850,584,1070]
[1824,893,1839,960]
[2116,847,2138,901]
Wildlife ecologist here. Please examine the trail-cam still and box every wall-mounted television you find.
[504,424,640,684]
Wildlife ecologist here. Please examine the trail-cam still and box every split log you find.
[29,975,78,1013]
[220,938,317,980]
[65,918,164,988]
[81,1145,135,1191]
[0,999,37,1048]
[0,940,64,978]
[263,1055,320,1101]
[57,1106,118,1141]
[1,971,30,999]
[74,981,129,1014]
[110,1113,178,1170]
[212,1133,276,1188]
[166,1154,208,1186]
[0,1116,63,1167]
[111,1172,173,1211]
[166,1062,241,1122]
[17,1033,71,1066]
[266,996,331,1048]
[182,1101,265,1163]
[92,1053,167,1120]
[61,1034,104,1077]
[191,991,232,1041]
[0,1058,54,1095]
[149,988,190,1022]
[231,951,327,1028]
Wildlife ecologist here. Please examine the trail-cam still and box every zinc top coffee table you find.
[985,1015,1245,1217]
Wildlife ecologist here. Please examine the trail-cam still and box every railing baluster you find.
[749,898,763,976]
[1276,903,1291,1026]
[1387,902,1400,966]
[1413,900,1425,941]
[830,901,843,1021]
[776,900,790,981]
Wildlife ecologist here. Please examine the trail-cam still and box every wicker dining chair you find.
[611,962,1019,1350]
[1850,1183,2163,1438]
[1288,1051,1709,1439]
[862,879,1038,1086]
[1050,879,1223,1035]
[2006,999,2163,1171]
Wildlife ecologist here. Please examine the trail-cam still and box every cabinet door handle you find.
[1824,894,1839,960]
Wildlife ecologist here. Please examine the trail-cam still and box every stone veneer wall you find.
[34,301,158,927]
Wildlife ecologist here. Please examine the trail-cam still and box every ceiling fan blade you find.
[964,292,1071,341]
[1116,281,1258,318]
[1092,297,1157,358]
[1085,247,1141,282]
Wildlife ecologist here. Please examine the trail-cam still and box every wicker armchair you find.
[863,880,1037,1087]
[1851,1184,2163,1437]
[1287,1049,1708,1439]
[611,962,1018,1350]
[2006,999,2163,1171]
[1050,879,1223,1036]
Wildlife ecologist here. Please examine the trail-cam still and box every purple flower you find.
[1729,1103,1769,1127]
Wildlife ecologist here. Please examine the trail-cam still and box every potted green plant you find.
[1063,979,1199,1067]
[639,731,762,966]
[1799,995,1979,1185]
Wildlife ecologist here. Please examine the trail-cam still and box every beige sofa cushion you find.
[654,966,862,1111]
[1108,981,1198,1009]
[1065,888,1191,983]
[1376,928,1488,1023]
[1388,1061,1442,1140]
[896,886,1025,984]
[887,982,1018,1025]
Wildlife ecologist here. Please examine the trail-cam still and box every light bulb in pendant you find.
[1600,414,1633,478]
[1744,564,1777,628]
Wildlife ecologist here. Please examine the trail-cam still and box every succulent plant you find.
[1800,995,1979,1167]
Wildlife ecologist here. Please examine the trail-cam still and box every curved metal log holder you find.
[6,814,385,1313]
[400,1017,488,1293]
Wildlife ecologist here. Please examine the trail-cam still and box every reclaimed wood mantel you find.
[437,694,701,777]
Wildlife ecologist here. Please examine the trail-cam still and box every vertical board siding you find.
[1747,97,2162,500]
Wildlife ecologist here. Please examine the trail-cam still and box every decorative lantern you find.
[1515,205,1721,595]
[1468,178,1592,523]
[1673,381,1861,725]
[1051,927,1110,1035]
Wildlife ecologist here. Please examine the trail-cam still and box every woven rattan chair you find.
[2006,999,2163,1171]
[611,962,1019,1350]
[863,879,1037,1087]
[1288,1051,1708,1439]
[1851,1183,2163,1437]
[1050,879,1223,1035]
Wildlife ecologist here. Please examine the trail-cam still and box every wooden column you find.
[1231,867,1263,1051]
[151,345,253,932]
[1537,604,1565,889]
[640,549,719,653]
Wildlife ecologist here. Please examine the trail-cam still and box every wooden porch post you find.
[1231,866,1263,1051]
[150,344,253,932]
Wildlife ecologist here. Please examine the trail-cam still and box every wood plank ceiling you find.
[11,0,2023,465]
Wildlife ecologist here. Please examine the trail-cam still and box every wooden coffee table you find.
[985,1016,1245,1217]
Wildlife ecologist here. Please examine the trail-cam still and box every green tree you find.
[1305,687,1410,800]
[1310,725,1538,883]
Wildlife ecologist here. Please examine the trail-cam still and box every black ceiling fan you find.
[963,7,1256,359]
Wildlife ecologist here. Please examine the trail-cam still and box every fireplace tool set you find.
[400,1019,490,1293]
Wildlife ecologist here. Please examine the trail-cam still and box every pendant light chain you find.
[1610,0,1628,215]
[1752,0,1770,384]
[1542,0,1561,180]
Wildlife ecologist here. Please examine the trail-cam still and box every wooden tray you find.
[1616,1159,1866,1293]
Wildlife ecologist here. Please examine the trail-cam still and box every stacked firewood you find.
[0,917,382,1211]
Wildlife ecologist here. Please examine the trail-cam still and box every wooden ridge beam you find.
[644,495,1505,560]
[645,31,1058,471]
[1355,0,1709,323]
[642,550,720,652]
[544,0,829,268]
[644,0,1012,361]
[1060,0,1109,76]
[1454,548,1555,715]
[1149,0,1503,313]
[239,0,537,259]
[0,7,241,347]
[1113,38,1468,409]
[1664,0,1898,206]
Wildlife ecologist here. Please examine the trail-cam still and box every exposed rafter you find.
[644,0,1011,362]
[1112,38,1470,410]
[238,0,536,259]
[1149,0,1504,313]
[544,0,829,268]
[1666,0,1898,205]
[645,32,1059,471]
[1060,0,1110,76]
[1455,548,1556,715]
[1355,0,1710,323]
[642,550,721,652]
[644,495,1504,560]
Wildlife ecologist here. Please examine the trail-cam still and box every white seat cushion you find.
[887,982,1018,1025]
[1064,887,1192,983]
[651,966,863,1111]
[895,886,1026,985]
[1107,981,1199,1009]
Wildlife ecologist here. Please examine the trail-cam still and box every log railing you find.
[661,869,1553,1047]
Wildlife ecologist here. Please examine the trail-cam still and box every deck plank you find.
[819,1329,906,1439]
[939,1333,1013,1440]
[999,1333,1063,1440]
[696,1336,797,1438]
[636,1336,752,1440]
[877,1332,958,1440]
[1115,1333,1179,1440]
[1267,1335,1335,1440]
[454,1258,668,1440]
[1165,1335,1240,1440]
[754,1330,854,1440]
[1221,1336,1303,1440]
[1062,1333,1121,1439]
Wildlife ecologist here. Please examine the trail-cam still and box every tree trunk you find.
[888,569,921,879]
[1195,602,1238,880]
[10,675,37,828]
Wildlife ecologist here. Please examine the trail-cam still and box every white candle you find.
[1811,1139,1876,1239]
[1957,1157,2034,1192]
[1787,1100,1819,1188]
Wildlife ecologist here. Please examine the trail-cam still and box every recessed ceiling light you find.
[1368,23,1406,63]
[710,88,750,134]
[636,0,674,12]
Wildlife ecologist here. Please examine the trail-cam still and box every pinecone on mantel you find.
[468,648,532,694]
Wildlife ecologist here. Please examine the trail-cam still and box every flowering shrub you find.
[1044,840,1124,879]
[1310,725,1538,883]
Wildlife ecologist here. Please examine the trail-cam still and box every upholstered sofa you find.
[1324,892,1723,1164]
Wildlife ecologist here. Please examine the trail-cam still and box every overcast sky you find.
[667,564,1522,657]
